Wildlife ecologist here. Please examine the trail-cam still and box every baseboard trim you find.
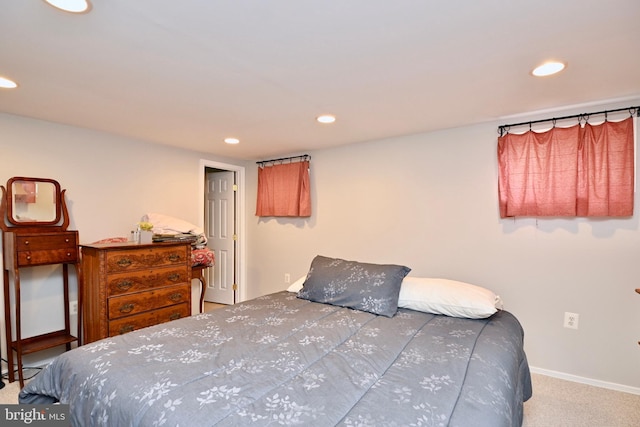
[530,366,640,396]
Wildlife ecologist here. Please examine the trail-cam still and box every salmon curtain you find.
[256,160,311,217]
[498,117,634,218]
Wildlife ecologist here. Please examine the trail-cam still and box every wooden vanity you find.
[1,177,81,387]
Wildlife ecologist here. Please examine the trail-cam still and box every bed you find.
[19,256,531,426]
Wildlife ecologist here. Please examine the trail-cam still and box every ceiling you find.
[1,1,639,160]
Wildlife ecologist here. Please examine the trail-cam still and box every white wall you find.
[2,97,640,393]
[0,113,248,368]
[247,100,640,392]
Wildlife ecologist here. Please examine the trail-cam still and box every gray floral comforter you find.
[20,291,532,426]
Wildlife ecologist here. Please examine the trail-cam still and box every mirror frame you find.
[5,177,62,226]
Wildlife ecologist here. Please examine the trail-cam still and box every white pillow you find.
[398,277,501,319]
[286,275,307,293]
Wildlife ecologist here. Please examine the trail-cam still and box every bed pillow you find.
[398,277,501,319]
[286,275,307,293]
[298,255,411,317]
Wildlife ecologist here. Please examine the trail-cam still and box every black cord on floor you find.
[1,357,43,382]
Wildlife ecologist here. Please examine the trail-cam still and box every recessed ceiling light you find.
[532,61,566,77]
[224,137,240,145]
[316,114,336,124]
[43,0,91,13]
[0,76,18,89]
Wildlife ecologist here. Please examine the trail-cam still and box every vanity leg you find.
[3,269,13,383]
[14,270,24,387]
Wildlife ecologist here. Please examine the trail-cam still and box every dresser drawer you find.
[108,284,190,319]
[107,267,190,297]
[18,248,78,266]
[17,233,77,251]
[108,303,190,336]
[105,245,189,273]
[15,232,78,266]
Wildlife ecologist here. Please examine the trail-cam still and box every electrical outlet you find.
[564,312,579,329]
[284,273,291,284]
[70,300,78,315]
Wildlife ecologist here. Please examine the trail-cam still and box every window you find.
[256,160,311,217]
[498,117,634,217]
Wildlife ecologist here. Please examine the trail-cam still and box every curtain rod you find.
[498,106,639,137]
[256,154,310,166]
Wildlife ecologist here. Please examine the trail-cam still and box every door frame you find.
[198,159,247,303]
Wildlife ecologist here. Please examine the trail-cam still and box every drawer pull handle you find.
[119,303,135,313]
[117,280,133,291]
[169,293,183,302]
[65,238,70,243]
[168,273,180,282]
[169,313,182,321]
[119,325,135,334]
[66,252,72,257]
[26,255,31,261]
[168,254,181,262]
[24,240,30,245]
[117,258,132,268]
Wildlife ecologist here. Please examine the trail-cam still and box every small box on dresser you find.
[81,241,192,344]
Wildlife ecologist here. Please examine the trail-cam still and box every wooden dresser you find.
[81,241,192,344]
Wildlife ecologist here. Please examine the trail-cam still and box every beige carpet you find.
[523,374,640,427]
[1,373,639,425]
[0,380,21,404]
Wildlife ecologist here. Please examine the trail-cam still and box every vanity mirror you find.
[0,177,68,230]
[3,177,63,227]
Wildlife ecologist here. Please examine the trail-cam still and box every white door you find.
[204,170,236,304]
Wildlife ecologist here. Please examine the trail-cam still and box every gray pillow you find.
[298,255,411,317]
